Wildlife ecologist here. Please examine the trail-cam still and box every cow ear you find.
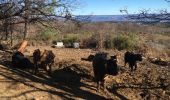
[38,49,41,52]
[44,49,47,52]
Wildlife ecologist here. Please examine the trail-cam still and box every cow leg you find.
[124,61,127,67]
[96,81,104,92]
[47,64,52,75]
[43,63,52,76]
[101,81,104,90]
[96,81,100,92]
[129,64,133,72]
[44,64,48,73]
[33,64,35,74]
[34,64,38,74]
[49,65,52,75]
[134,63,137,71]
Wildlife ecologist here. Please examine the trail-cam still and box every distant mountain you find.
[74,15,169,23]
[74,15,129,22]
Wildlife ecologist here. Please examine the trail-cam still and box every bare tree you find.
[129,10,170,23]
[120,0,170,23]
[0,0,80,40]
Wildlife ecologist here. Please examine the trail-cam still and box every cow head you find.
[135,54,143,61]
[110,55,117,61]
[87,55,95,61]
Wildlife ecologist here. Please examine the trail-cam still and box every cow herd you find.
[12,49,55,75]
[81,51,143,91]
[11,48,143,92]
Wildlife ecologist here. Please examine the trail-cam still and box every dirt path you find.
[0,46,169,100]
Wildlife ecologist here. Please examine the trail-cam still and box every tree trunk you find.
[10,21,13,46]
[23,0,29,40]
[23,19,28,40]
[4,19,9,40]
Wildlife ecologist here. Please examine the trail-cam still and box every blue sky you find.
[72,0,170,15]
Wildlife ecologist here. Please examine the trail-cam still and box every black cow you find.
[92,52,107,90]
[33,49,41,74]
[106,55,118,76]
[12,51,34,69]
[124,51,142,72]
[41,50,55,75]
[82,52,118,91]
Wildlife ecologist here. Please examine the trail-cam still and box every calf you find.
[124,51,142,72]
[33,49,41,74]
[106,56,118,76]
[33,49,55,75]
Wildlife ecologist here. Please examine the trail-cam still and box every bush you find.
[41,27,60,40]
[105,33,138,50]
[81,36,98,48]
[62,36,79,44]
[113,35,130,50]
[105,34,114,49]
[62,34,79,47]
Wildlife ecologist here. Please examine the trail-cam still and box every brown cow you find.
[33,49,55,75]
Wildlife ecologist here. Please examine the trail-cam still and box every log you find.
[17,40,28,53]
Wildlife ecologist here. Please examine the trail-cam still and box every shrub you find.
[113,35,130,50]
[41,27,60,40]
[105,34,114,49]
[62,36,79,44]
[62,34,80,47]
[105,33,138,50]
[81,36,98,48]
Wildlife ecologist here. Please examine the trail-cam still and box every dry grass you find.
[0,21,170,99]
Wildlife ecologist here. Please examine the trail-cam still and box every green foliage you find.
[62,34,79,44]
[41,27,60,40]
[45,0,56,14]
[105,37,114,49]
[105,33,138,50]
[113,34,131,50]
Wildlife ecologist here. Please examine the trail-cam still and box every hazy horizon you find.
[72,0,170,15]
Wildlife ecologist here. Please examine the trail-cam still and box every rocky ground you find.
[0,46,169,100]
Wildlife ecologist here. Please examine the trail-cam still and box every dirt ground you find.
[0,46,169,100]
